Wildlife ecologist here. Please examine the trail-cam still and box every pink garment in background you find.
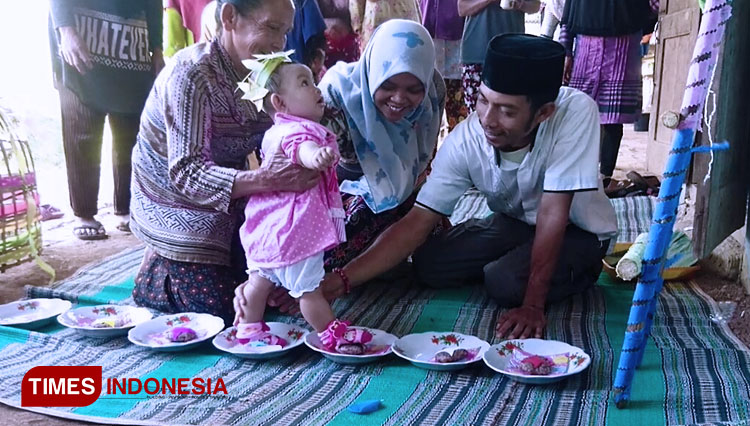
[166,0,213,42]
[240,113,346,269]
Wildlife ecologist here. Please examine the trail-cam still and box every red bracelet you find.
[332,268,351,295]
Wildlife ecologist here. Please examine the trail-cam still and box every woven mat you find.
[2,194,749,425]
[0,246,748,425]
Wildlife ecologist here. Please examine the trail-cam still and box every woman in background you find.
[561,0,659,184]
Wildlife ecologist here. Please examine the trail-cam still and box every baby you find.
[235,58,372,354]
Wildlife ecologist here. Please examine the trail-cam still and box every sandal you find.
[39,204,64,221]
[604,178,648,198]
[72,222,108,240]
[318,319,373,354]
[116,221,131,233]
[236,321,288,347]
[625,171,661,196]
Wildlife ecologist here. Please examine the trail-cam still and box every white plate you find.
[58,305,153,337]
[483,339,591,384]
[0,298,72,329]
[392,331,490,371]
[304,327,397,365]
[128,312,225,352]
[213,323,309,360]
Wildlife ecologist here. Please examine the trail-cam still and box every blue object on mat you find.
[347,399,384,414]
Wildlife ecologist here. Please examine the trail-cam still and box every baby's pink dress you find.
[240,113,346,269]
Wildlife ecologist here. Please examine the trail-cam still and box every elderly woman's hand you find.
[233,282,300,325]
[233,281,249,325]
[232,145,321,198]
[263,146,321,192]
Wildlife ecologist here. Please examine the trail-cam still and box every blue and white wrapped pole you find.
[613,0,733,408]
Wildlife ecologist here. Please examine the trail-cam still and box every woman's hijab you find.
[318,19,440,214]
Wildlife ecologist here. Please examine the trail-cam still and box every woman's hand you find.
[233,145,320,198]
[233,282,299,325]
[262,145,321,192]
[58,26,93,74]
[233,281,249,325]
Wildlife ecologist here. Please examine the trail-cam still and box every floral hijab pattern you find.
[318,19,440,213]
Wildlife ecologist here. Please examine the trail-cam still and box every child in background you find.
[235,54,372,355]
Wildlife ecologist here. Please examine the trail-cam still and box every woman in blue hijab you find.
[318,19,446,270]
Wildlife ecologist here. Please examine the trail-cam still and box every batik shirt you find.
[130,40,273,265]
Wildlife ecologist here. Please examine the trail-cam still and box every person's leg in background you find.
[434,38,466,132]
[59,85,107,240]
[412,213,534,288]
[109,112,140,232]
[600,123,624,182]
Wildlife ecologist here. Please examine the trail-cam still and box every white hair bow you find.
[237,49,295,110]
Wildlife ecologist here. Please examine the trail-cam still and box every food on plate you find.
[434,348,469,363]
[519,355,554,375]
[336,343,366,355]
[91,317,129,328]
[164,326,197,342]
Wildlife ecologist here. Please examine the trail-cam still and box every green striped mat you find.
[1,246,749,425]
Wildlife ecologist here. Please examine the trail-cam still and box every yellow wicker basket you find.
[0,107,43,272]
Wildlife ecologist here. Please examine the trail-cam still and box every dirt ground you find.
[0,127,748,425]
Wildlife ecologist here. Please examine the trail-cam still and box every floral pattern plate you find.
[483,339,591,384]
[128,312,225,352]
[304,327,397,365]
[213,323,309,360]
[0,298,72,329]
[392,331,490,371]
[58,305,153,337]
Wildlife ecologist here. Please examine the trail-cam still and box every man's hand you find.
[320,272,346,302]
[58,26,93,74]
[266,287,300,314]
[310,147,337,171]
[495,305,546,339]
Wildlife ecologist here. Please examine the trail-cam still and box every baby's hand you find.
[311,147,337,171]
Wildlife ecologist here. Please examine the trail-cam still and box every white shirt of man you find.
[416,87,618,242]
